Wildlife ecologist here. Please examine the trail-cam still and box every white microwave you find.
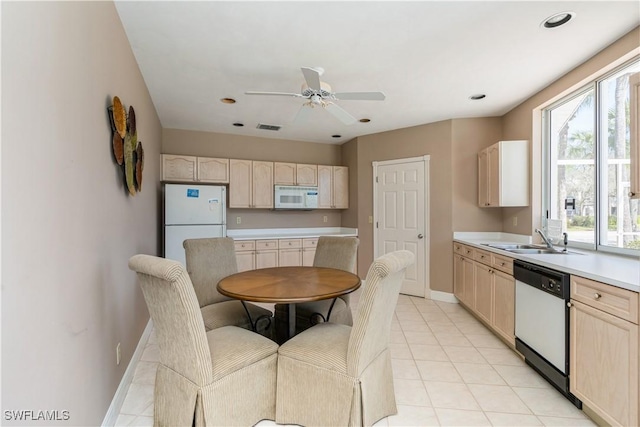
[274,185,318,210]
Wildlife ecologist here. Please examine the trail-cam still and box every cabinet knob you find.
[593,293,601,300]
[500,262,505,266]
[629,191,636,197]
[567,302,573,308]
[480,255,485,259]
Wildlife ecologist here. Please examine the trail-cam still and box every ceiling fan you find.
[245,67,385,125]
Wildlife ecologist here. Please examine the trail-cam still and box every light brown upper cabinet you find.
[478,140,529,207]
[229,159,273,209]
[274,162,318,186]
[630,72,640,199]
[318,165,349,209]
[161,154,229,183]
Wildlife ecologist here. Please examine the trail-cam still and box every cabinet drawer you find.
[456,244,474,258]
[303,238,319,248]
[234,240,255,251]
[571,275,639,324]
[474,248,491,264]
[255,240,278,250]
[453,242,467,255]
[492,253,513,275]
[279,239,302,249]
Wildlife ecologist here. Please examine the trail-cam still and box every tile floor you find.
[115,294,596,427]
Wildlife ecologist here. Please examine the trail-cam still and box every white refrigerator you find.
[164,184,227,266]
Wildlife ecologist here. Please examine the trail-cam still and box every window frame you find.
[542,56,640,257]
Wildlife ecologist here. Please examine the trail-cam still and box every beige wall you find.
[163,128,345,229]
[502,26,640,237]
[340,138,359,228]
[2,2,162,425]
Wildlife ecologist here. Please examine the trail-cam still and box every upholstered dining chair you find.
[129,254,278,427]
[183,237,273,337]
[274,236,359,338]
[275,250,415,427]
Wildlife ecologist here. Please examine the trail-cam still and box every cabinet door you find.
[197,157,229,183]
[297,164,318,186]
[453,254,465,303]
[302,248,316,267]
[462,256,475,308]
[474,263,493,324]
[478,150,489,207]
[570,300,638,427]
[317,165,333,209]
[630,72,640,199]
[487,145,500,207]
[492,270,515,345]
[229,159,252,208]
[236,251,255,272]
[279,249,302,267]
[333,166,349,209]
[256,250,278,269]
[252,161,274,209]
[274,162,296,185]
[162,154,197,182]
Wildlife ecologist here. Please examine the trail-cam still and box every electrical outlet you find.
[512,216,518,226]
[116,343,121,366]
[323,216,328,223]
[368,216,373,224]
[236,217,241,225]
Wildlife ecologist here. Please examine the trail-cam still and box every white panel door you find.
[375,159,427,297]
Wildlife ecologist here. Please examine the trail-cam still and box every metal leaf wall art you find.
[108,96,144,195]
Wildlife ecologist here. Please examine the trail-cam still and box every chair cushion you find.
[278,323,351,373]
[208,326,278,380]
[201,300,272,332]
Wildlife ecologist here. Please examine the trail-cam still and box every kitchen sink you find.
[483,243,546,250]
[482,243,578,255]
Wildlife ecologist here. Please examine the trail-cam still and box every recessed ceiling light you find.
[470,94,486,100]
[232,122,244,127]
[332,135,342,138]
[220,98,236,104]
[359,118,371,123]
[542,12,575,29]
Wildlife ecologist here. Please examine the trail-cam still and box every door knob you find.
[418,234,424,239]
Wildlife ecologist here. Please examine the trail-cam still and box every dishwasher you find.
[514,260,582,408]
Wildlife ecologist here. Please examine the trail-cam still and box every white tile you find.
[493,364,551,388]
[396,311,425,322]
[423,381,480,410]
[409,344,449,362]
[390,342,414,360]
[416,361,462,382]
[389,330,408,344]
[435,333,473,347]
[395,304,420,313]
[372,416,389,426]
[467,384,531,414]
[403,331,439,345]
[513,387,588,419]
[465,333,508,349]
[453,363,505,385]
[128,416,154,427]
[477,347,525,366]
[421,312,454,324]
[428,324,459,335]
[537,416,597,426]
[397,295,414,305]
[394,379,432,407]
[485,412,543,426]
[132,361,158,385]
[392,359,421,380]
[456,322,493,335]
[442,346,487,364]
[399,320,429,332]
[434,302,463,313]
[434,408,491,426]
[140,344,161,362]
[120,383,154,415]
[114,414,137,426]
[388,405,439,426]
[147,330,157,344]
[445,311,477,323]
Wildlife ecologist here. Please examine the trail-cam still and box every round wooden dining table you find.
[217,266,361,341]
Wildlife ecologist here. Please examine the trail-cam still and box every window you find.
[544,58,640,254]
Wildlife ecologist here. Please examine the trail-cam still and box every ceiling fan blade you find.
[245,91,302,97]
[325,103,357,125]
[293,104,315,124]
[301,67,322,91]
[333,91,386,101]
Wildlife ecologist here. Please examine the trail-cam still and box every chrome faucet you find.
[535,228,554,249]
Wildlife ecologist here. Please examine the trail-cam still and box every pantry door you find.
[373,156,430,297]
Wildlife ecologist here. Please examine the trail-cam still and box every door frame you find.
[373,155,431,298]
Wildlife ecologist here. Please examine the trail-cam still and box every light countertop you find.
[454,232,640,293]
[227,227,358,241]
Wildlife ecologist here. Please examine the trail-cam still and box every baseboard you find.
[429,290,458,303]
[102,319,153,427]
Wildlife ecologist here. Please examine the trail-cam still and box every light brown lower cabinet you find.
[569,275,639,427]
[492,270,515,344]
[474,263,493,325]
[453,253,475,308]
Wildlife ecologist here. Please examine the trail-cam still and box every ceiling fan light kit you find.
[246,67,385,125]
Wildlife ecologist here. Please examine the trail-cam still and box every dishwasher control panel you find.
[513,260,570,300]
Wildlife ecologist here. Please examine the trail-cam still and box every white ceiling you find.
[115,1,640,145]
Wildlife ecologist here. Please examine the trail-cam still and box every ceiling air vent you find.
[257,123,282,131]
